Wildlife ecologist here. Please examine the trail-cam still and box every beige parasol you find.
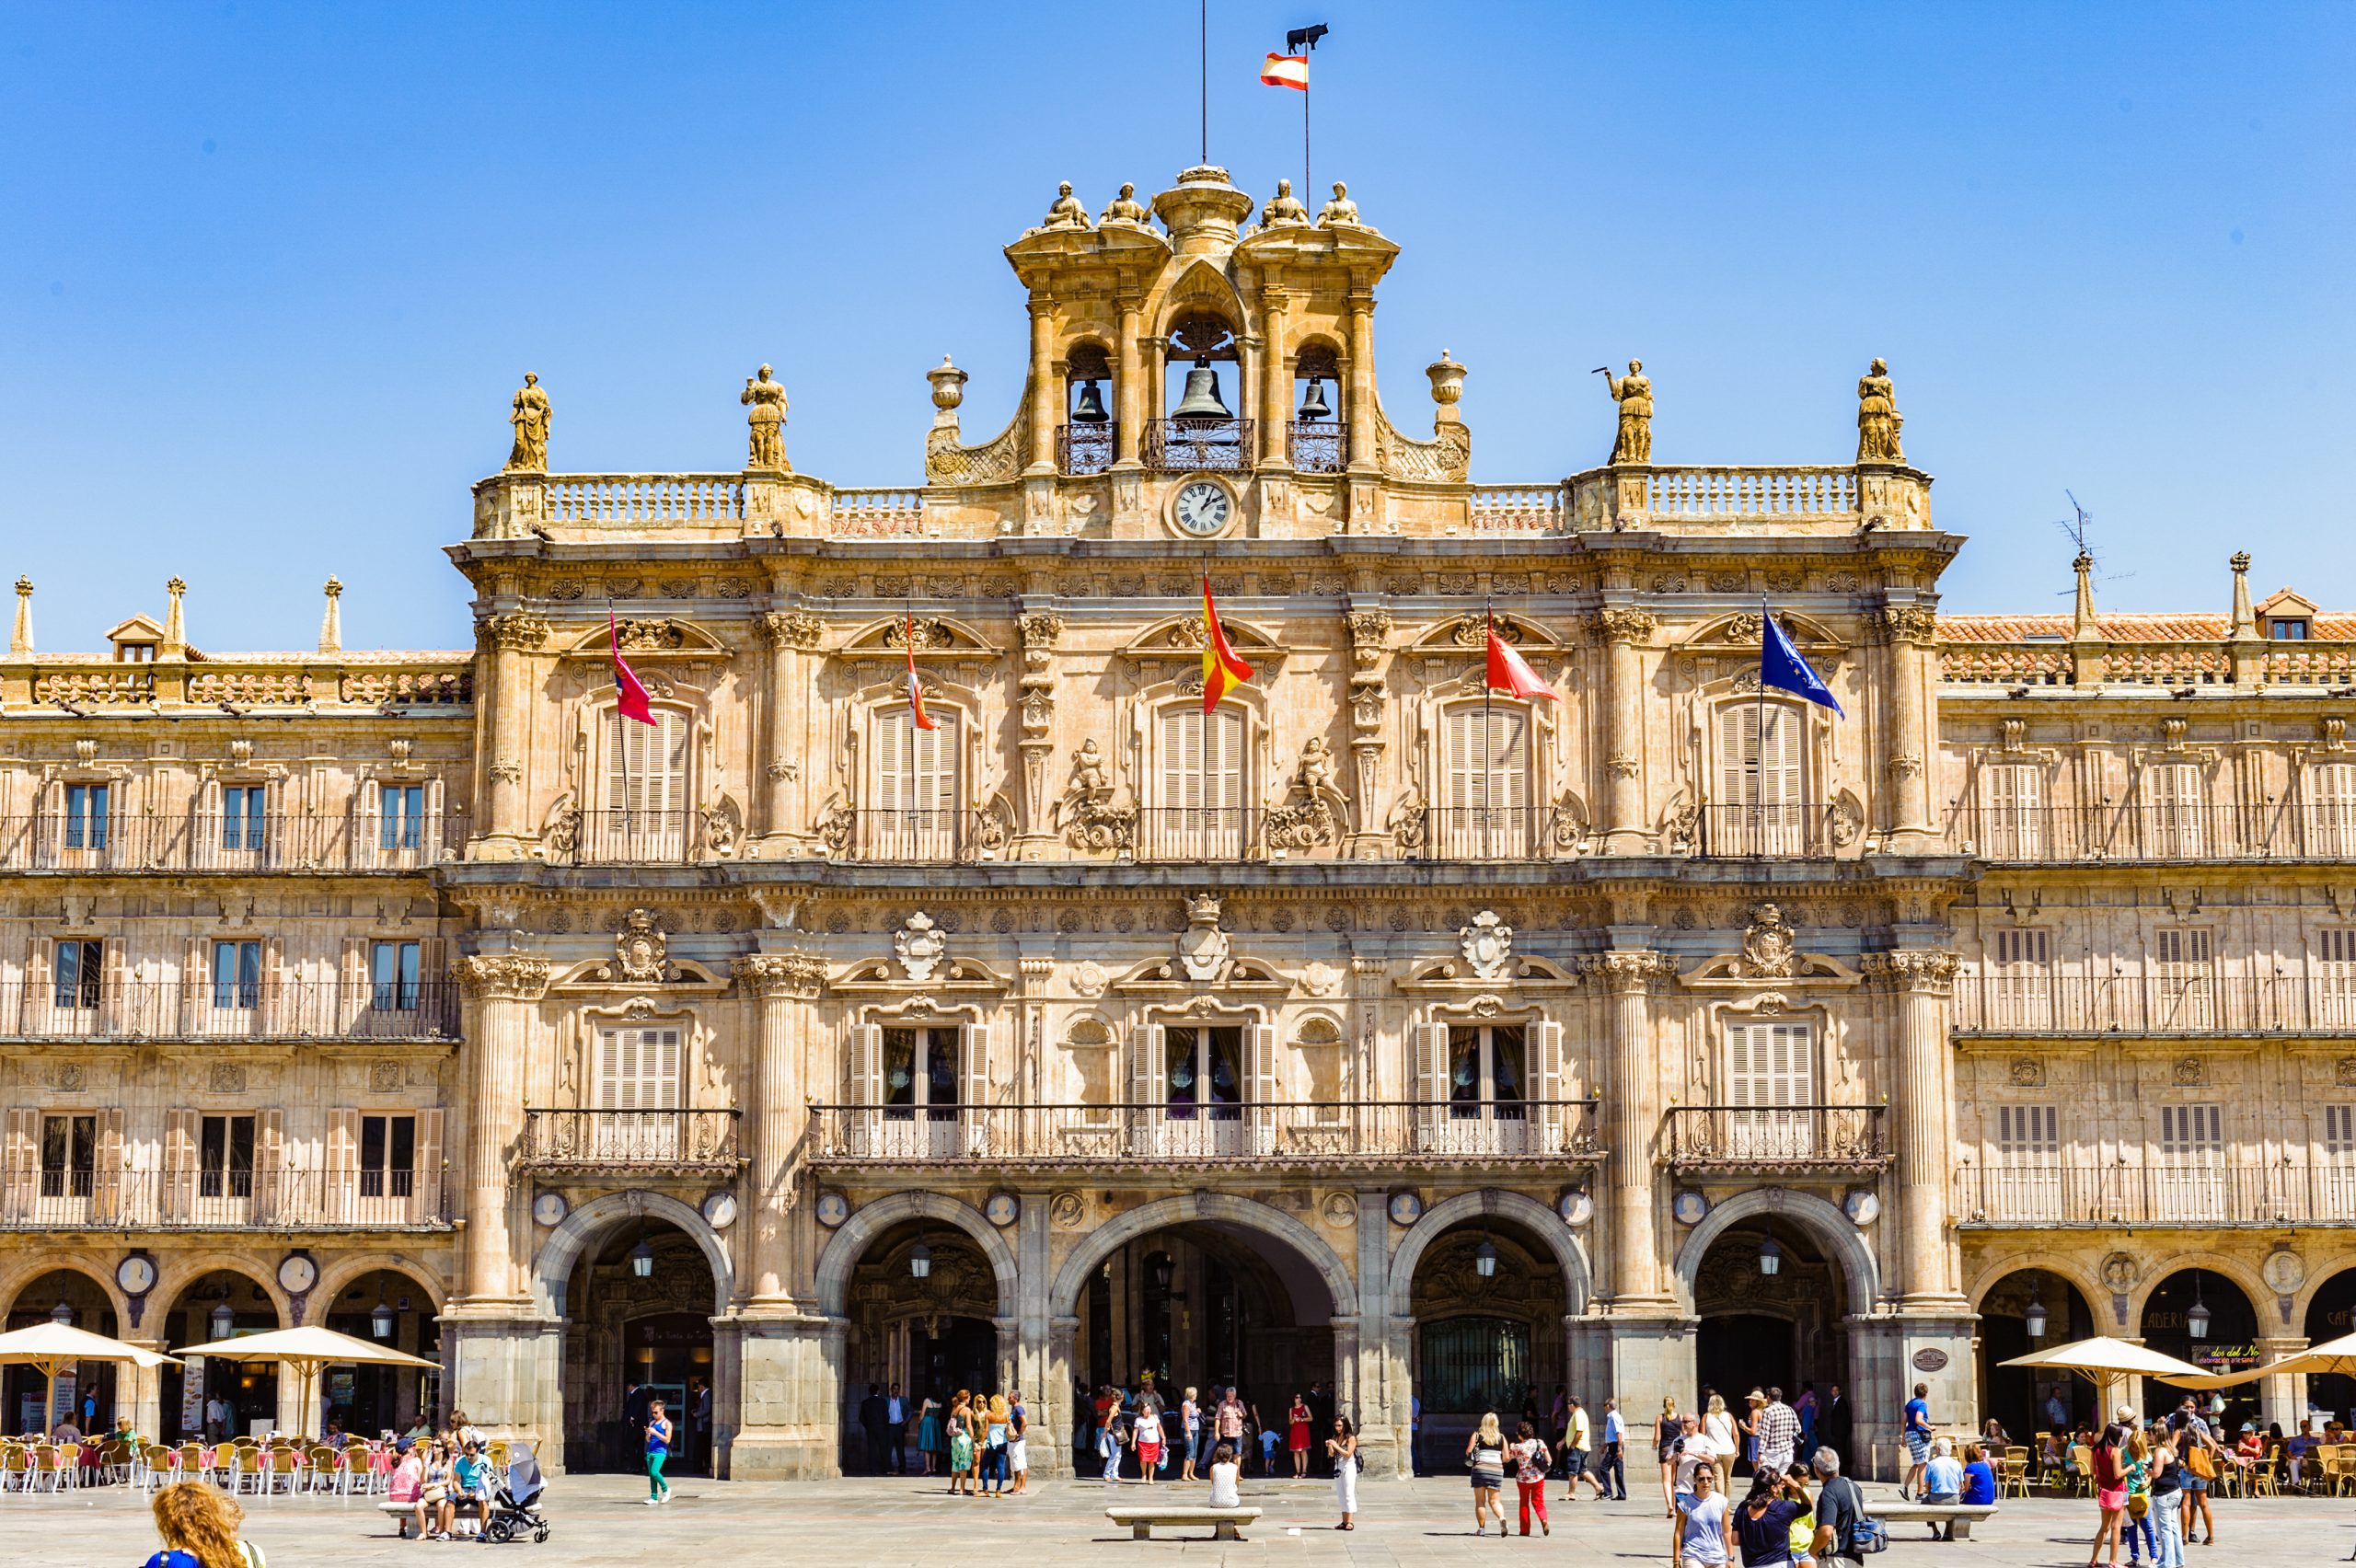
[167,1323,436,1438]
[2165,1328,2356,1389]
[0,1321,179,1436]
[1999,1334,2215,1409]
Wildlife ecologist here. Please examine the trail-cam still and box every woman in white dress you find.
[1326,1416,1359,1530]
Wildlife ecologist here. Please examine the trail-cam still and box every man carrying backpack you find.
[1808,1447,1877,1563]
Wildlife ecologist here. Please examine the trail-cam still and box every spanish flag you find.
[904,611,937,731]
[1200,574,1254,714]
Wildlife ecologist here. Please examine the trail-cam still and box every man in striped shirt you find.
[1755,1388,1801,1476]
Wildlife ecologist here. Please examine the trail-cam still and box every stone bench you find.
[1104,1505,1263,1541]
[1871,1501,1998,1540]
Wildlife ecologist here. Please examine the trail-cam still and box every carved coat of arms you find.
[1459,910,1515,981]
[894,912,947,983]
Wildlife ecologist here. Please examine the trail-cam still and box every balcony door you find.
[1718,704,1805,854]
[1981,763,2043,860]
[2312,763,2356,857]
[597,1024,683,1160]
[879,1025,962,1159]
[598,709,689,861]
[2141,763,2204,859]
[1726,1021,1814,1159]
[2151,928,2214,1030]
[1441,707,1530,858]
[2321,929,2356,1031]
[870,707,960,860]
[1992,1102,2062,1221]
[1988,928,2052,1030]
[1156,706,1244,859]
[2155,1102,2225,1222]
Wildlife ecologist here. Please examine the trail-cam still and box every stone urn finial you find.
[928,356,967,421]
[1426,350,1466,408]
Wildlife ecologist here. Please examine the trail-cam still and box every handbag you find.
[2128,1491,2151,1520]
[2186,1443,2215,1481]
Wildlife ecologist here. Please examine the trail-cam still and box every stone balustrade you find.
[545,473,745,524]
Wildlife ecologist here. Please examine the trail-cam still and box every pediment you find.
[832,955,1009,991]
[1111,953,1288,992]
[2258,587,2318,617]
[1406,612,1565,657]
[1398,954,1579,989]
[559,617,731,659]
[1682,610,1847,655]
[835,615,1002,661]
[549,959,728,993]
[1678,951,1861,987]
[1121,615,1284,663]
[106,614,165,645]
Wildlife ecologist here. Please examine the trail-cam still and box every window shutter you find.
[1530,1018,1565,1152]
[1250,1022,1280,1153]
[1718,707,1750,810]
[327,1108,360,1226]
[410,1108,445,1225]
[252,1109,286,1222]
[162,1109,197,1221]
[0,1109,36,1222]
[1138,1023,1169,1105]
[851,1022,884,1106]
[1208,709,1242,813]
[92,1106,125,1222]
[961,1020,992,1150]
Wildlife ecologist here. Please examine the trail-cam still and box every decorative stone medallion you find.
[2261,1248,2305,1295]
[1387,1191,1424,1227]
[1049,1191,1085,1229]
[1556,1189,1594,1227]
[1842,1189,1881,1226]
[1459,910,1514,981]
[985,1192,1021,1228]
[1322,1192,1358,1227]
[895,912,947,982]
[1672,1190,1710,1226]
[531,1192,568,1228]
[814,1191,851,1228]
[2099,1251,2139,1293]
[700,1192,739,1230]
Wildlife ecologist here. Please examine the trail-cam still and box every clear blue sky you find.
[4,2,2350,651]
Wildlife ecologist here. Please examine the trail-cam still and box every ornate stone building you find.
[4,165,2352,1474]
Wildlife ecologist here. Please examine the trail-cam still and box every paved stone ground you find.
[15,1472,2356,1565]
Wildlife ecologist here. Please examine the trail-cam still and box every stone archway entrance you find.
[560,1221,718,1474]
[317,1268,439,1437]
[158,1269,283,1440]
[2304,1268,2356,1422]
[4,1269,120,1435]
[2141,1268,2259,1432]
[840,1221,1001,1474]
[1976,1267,2096,1442]
[1692,1214,1852,1463]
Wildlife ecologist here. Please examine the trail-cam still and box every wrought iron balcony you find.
[1953,1161,2356,1228]
[0,980,460,1042]
[1663,1105,1888,1173]
[1948,802,2356,864]
[812,807,1014,863]
[1056,421,1116,476]
[1949,974,2356,1036]
[808,1100,1600,1171]
[517,1109,743,1173]
[0,1165,448,1231]
[1286,420,1346,473]
[1144,417,1254,473]
[1693,803,1849,858]
[0,810,465,872]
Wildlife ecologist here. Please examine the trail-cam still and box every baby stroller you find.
[482,1452,550,1544]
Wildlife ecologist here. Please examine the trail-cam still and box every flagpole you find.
[1484,595,1495,859]
[1200,0,1208,166]
[1201,558,1213,863]
[1754,599,1768,855]
[1303,67,1311,195]
[610,598,634,865]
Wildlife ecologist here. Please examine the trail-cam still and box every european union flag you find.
[1761,609,1843,715]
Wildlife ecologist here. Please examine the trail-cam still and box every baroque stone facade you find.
[5,167,2353,1476]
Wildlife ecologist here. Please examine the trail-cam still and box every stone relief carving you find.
[1265,736,1349,851]
[1459,910,1515,981]
[1053,739,1135,852]
[1736,903,1797,977]
[599,908,674,985]
[1176,894,1231,983]
[894,912,947,983]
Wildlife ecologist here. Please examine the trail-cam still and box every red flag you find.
[1200,575,1256,715]
[1484,615,1558,702]
[905,612,937,731]
[609,609,655,725]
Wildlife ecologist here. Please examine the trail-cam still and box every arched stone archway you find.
[0,1255,129,1332]
[1671,1188,1879,1318]
[1389,1189,1591,1320]
[1049,1193,1357,1318]
[814,1191,1015,1321]
[306,1253,449,1325]
[533,1189,733,1320]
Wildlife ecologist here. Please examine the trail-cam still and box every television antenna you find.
[2050,490,2135,596]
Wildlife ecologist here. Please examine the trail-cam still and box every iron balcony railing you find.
[1404,805,1568,861]
[1286,420,1347,473]
[0,980,460,1041]
[1144,417,1254,473]
[1695,803,1842,858]
[1131,806,1263,861]
[1954,1161,2356,1228]
[517,1109,743,1171]
[808,1100,1601,1169]
[1056,422,1116,476]
[814,808,1012,863]
[0,1164,448,1230]
[0,810,464,871]
[1950,973,2356,1035]
[1664,1105,1890,1171]
[1949,802,2356,864]
[554,809,704,866]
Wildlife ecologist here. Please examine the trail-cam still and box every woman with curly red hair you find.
[143,1481,267,1568]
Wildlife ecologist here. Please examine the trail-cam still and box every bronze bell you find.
[1171,357,1231,421]
[1297,375,1333,422]
[1071,378,1109,424]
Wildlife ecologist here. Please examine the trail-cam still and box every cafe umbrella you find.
[167,1323,434,1438]
[0,1321,179,1435]
[1998,1334,2214,1412]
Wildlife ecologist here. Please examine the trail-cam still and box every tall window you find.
[870,708,960,859]
[2142,763,2204,858]
[1989,928,2052,1029]
[2327,1105,2356,1220]
[1992,1102,2061,1220]
[1441,707,1531,858]
[1156,706,1244,858]
[1446,1025,1527,1121]
[601,709,688,859]
[1717,704,1805,854]
[1981,763,2044,860]
[2327,1104,2356,1159]
[63,783,108,850]
[1164,1025,1243,1121]
[211,940,261,1010]
[596,1026,682,1109]
[2152,928,2213,1030]
[881,1027,958,1122]
[1726,1020,1814,1157]
[2156,1101,2225,1221]
[371,940,421,1011]
[2320,930,2356,1029]
[220,785,266,851]
[40,1114,96,1199]
[380,784,426,851]
[359,1113,416,1199]
[199,1113,256,1199]
[2313,765,2356,858]
[53,940,102,1010]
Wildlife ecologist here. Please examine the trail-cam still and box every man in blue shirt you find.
[1901,1384,1932,1501]
[453,1439,493,1536]
[1600,1397,1628,1499]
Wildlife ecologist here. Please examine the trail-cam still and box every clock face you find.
[1172,479,1232,536]
[277,1253,318,1295]
[117,1255,156,1296]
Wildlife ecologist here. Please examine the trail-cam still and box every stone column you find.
[1590,949,1677,1308]
[756,608,820,845]
[1345,290,1378,475]
[1596,608,1657,854]
[1350,1184,1403,1477]
[452,953,549,1303]
[1025,291,1057,475]
[2256,1334,2308,1432]
[1114,296,1145,469]
[1879,605,1939,847]
[1874,951,1963,1308]
[733,951,825,1301]
[473,613,549,859]
[1258,288,1291,467]
[1345,607,1392,859]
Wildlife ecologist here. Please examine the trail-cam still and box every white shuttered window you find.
[1441,706,1531,857]
[1718,705,1805,854]
[1156,706,1244,858]
[870,708,960,859]
[1726,1021,1814,1159]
